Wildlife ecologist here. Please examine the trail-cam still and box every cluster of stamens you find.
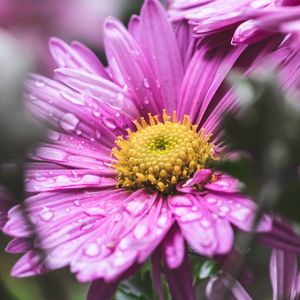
[112,110,216,193]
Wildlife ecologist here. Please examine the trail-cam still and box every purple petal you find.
[260,219,300,254]
[164,252,196,300]
[6,238,32,254]
[270,249,297,300]
[168,194,234,256]
[55,67,139,120]
[139,0,184,112]
[49,38,109,77]
[162,224,185,269]
[151,251,164,300]
[25,168,116,192]
[25,74,119,147]
[202,192,272,232]
[104,18,163,115]
[206,273,252,300]
[177,38,245,125]
[30,132,112,170]
[86,279,118,300]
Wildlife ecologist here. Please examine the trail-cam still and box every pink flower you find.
[168,0,300,45]
[2,0,300,299]
[270,249,300,300]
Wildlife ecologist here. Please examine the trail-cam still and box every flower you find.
[270,249,300,300]
[2,0,300,299]
[168,0,300,45]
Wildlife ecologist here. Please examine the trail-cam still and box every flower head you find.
[2,0,300,298]
[168,0,300,45]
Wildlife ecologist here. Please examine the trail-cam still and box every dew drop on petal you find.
[206,196,217,204]
[157,215,168,227]
[125,200,146,216]
[84,243,100,257]
[39,207,54,222]
[103,118,117,129]
[85,207,107,216]
[34,79,46,87]
[60,113,80,132]
[201,219,211,228]
[143,78,150,89]
[60,91,84,106]
[170,196,192,207]
[48,131,60,141]
[73,199,81,207]
[133,224,149,240]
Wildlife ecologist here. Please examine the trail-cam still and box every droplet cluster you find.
[112,110,216,193]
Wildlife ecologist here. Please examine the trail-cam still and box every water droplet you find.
[93,110,101,117]
[28,94,37,101]
[60,91,84,105]
[174,207,189,217]
[170,196,192,207]
[85,207,107,216]
[114,213,122,222]
[73,199,81,207]
[181,212,202,222]
[36,147,66,162]
[157,215,168,227]
[84,243,100,257]
[103,118,117,129]
[48,131,60,141]
[35,79,46,88]
[39,207,54,222]
[231,207,251,221]
[119,238,130,250]
[75,129,82,136]
[143,96,149,104]
[133,224,149,240]
[143,78,150,88]
[125,200,146,215]
[60,113,80,132]
[206,196,217,204]
[80,223,94,231]
[201,219,211,228]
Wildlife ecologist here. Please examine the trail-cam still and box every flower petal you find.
[25,74,121,148]
[202,192,272,232]
[162,224,185,269]
[168,194,234,256]
[55,67,139,120]
[49,37,109,77]
[206,273,252,300]
[86,279,118,300]
[104,18,163,115]
[74,194,174,282]
[270,249,297,300]
[139,0,184,111]
[177,39,245,125]
[164,252,196,300]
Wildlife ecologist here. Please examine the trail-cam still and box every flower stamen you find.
[112,110,217,193]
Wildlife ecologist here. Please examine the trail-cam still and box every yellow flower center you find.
[112,110,216,193]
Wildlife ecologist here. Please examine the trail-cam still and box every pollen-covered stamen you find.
[112,110,217,193]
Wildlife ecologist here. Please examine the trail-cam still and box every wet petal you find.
[168,194,234,256]
[139,0,184,111]
[104,18,163,115]
[49,38,109,77]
